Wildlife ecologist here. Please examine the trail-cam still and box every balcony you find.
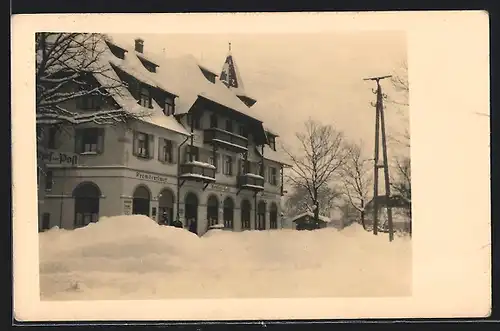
[238,172,265,192]
[204,128,248,153]
[179,161,216,183]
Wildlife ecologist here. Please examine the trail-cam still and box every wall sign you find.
[210,183,231,192]
[37,149,79,166]
[135,171,170,184]
[123,198,132,215]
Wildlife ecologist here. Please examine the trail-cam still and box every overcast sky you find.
[118,32,408,159]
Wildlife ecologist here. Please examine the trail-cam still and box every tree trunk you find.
[360,210,366,230]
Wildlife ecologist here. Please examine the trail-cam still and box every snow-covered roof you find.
[264,127,280,137]
[90,36,190,136]
[290,212,331,223]
[256,146,292,167]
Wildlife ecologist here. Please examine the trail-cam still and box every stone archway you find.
[73,181,101,228]
[132,185,151,216]
[241,199,251,230]
[185,192,199,234]
[223,197,234,230]
[158,188,175,225]
[257,200,266,230]
[207,194,219,228]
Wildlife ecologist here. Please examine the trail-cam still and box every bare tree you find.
[391,156,411,205]
[388,60,410,149]
[284,182,341,217]
[36,33,148,137]
[341,142,372,230]
[282,118,350,223]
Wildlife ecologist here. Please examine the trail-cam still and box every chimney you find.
[135,38,144,53]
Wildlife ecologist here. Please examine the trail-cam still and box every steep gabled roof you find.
[219,43,257,103]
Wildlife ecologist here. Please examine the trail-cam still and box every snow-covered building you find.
[290,212,331,231]
[37,35,291,235]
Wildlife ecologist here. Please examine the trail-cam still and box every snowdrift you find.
[39,215,412,300]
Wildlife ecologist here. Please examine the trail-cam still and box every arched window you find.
[257,201,266,230]
[132,185,151,216]
[185,192,198,234]
[158,188,175,225]
[241,199,251,230]
[73,182,101,228]
[223,197,234,229]
[207,195,219,227]
[270,203,278,229]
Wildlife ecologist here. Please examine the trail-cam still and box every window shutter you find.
[96,128,105,154]
[148,134,155,159]
[74,129,83,153]
[158,138,165,162]
[264,166,268,182]
[132,131,138,156]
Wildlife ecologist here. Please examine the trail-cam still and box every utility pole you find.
[363,75,395,242]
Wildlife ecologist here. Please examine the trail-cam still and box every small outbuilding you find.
[290,211,331,231]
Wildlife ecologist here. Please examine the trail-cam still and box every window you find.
[75,128,104,154]
[74,182,100,228]
[133,131,154,159]
[269,167,278,185]
[269,136,276,151]
[239,125,247,138]
[270,203,278,229]
[77,93,102,110]
[41,213,51,232]
[45,170,53,191]
[158,138,174,163]
[139,87,152,108]
[106,42,126,59]
[223,155,233,176]
[187,114,201,130]
[208,153,220,173]
[210,113,218,128]
[225,119,233,133]
[257,201,266,230]
[47,127,57,149]
[185,145,199,162]
[200,67,216,83]
[164,96,174,116]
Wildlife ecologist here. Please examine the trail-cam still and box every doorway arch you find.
[73,181,101,228]
[241,199,251,230]
[132,185,151,216]
[207,194,219,228]
[223,197,234,229]
[270,202,278,229]
[158,188,175,225]
[257,201,266,230]
[185,192,198,234]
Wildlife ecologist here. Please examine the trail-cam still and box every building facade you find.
[37,35,290,236]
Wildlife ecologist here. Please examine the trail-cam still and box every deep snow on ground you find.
[39,215,412,300]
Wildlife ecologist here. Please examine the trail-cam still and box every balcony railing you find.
[238,173,265,191]
[179,161,216,182]
[204,127,248,152]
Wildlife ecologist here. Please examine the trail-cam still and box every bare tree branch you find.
[281,118,349,223]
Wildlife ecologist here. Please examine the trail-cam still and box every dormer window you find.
[106,42,126,60]
[199,66,216,83]
[268,136,276,151]
[139,87,152,108]
[164,96,174,116]
[138,57,158,73]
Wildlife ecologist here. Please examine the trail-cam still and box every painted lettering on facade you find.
[210,183,231,192]
[135,171,170,184]
[37,150,78,166]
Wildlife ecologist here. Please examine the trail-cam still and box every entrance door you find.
[185,192,198,234]
[133,186,151,216]
[158,188,175,225]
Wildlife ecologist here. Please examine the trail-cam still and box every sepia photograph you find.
[35,30,411,300]
[12,12,490,321]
